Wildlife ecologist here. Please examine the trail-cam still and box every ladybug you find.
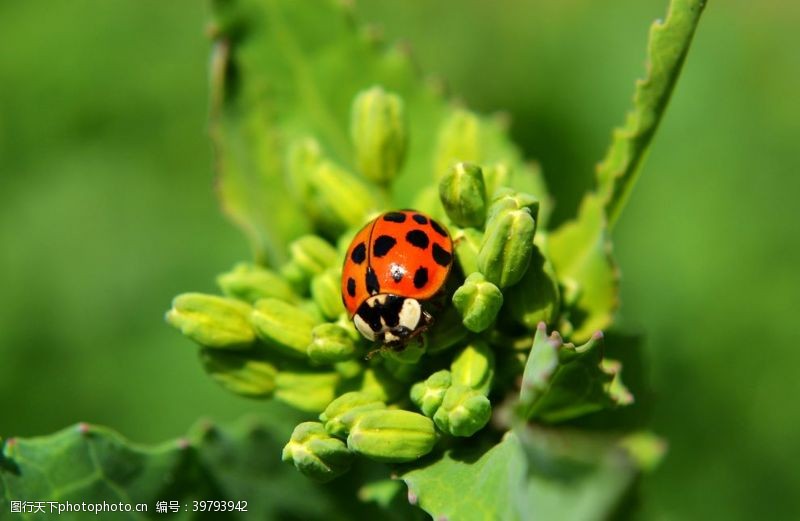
[341,210,454,348]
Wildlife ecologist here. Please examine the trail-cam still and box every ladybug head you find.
[353,294,430,347]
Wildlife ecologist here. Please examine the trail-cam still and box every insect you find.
[341,210,454,349]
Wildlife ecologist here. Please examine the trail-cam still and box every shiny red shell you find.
[341,210,454,317]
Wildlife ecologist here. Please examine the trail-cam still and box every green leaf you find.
[209,0,549,262]
[0,418,302,519]
[515,426,664,521]
[401,433,527,521]
[595,0,707,227]
[519,323,632,423]
[547,194,618,343]
[401,429,658,521]
[0,416,413,520]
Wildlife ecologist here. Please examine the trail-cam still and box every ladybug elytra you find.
[341,210,454,348]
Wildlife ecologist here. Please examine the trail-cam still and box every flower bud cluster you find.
[168,86,565,481]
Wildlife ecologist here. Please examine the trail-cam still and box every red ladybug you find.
[341,210,454,347]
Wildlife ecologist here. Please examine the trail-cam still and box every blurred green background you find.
[1,1,797,520]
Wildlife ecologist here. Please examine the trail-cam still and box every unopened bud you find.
[274,370,340,413]
[166,293,255,349]
[288,141,376,237]
[450,340,494,395]
[200,349,277,398]
[351,86,408,186]
[487,188,539,222]
[348,410,437,462]
[308,323,358,364]
[439,162,487,228]
[251,298,318,358]
[433,385,491,437]
[282,422,353,482]
[410,370,452,417]
[217,263,298,304]
[478,208,536,288]
[311,267,346,320]
[451,273,503,332]
[319,392,387,438]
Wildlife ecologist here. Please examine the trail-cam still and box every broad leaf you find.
[401,433,527,521]
[0,416,398,520]
[209,0,549,263]
[515,427,664,521]
[596,0,707,227]
[400,429,660,521]
[519,323,632,423]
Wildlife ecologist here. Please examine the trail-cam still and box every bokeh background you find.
[1,1,797,519]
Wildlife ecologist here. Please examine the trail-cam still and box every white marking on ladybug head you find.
[353,313,375,341]
[398,298,422,332]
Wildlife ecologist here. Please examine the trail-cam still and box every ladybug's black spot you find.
[356,301,383,332]
[380,295,405,328]
[373,235,397,257]
[432,243,453,267]
[383,212,407,223]
[412,214,428,225]
[413,267,429,289]
[366,267,381,295]
[346,277,356,297]
[406,229,429,250]
[429,219,448,238]
[350,242,366,264]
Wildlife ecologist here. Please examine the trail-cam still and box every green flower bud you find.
[451,273,503,333]
[434,109,480,179]
[275,370,340,413]
[308,323,358,364]
[166,293,255,349]
[452,227,483,275]
[310,267,345,320]
[216,263,298,304]
[506,244,560,329]
[288,140,375,237]
[451,340,495,395]
[320,392,387,438]
[410,370,452,417]
[289,235,338,278]
[478,207,536,288]
[281,235,339,294]
[433,385,491,437]
[351,86,408,186]
[282,422,353,483]
[199,349,277,398]
[439,162,487,228]
[348,410,437,462]
[251,298,318,358]
[486,188,540,227]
